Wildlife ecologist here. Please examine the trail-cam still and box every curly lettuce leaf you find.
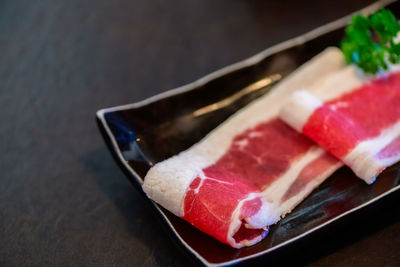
[340,8,400,74]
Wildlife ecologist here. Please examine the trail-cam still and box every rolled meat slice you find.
[280,65,400,184]
[143,47,344,248]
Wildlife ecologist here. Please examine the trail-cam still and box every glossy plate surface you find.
[96,1,400,265]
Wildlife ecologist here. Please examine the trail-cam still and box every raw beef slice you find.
[143,47,344,248]
[280,65,400,184]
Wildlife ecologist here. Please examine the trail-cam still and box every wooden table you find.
[2,0,400,265]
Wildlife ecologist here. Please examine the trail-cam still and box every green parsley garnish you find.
[340,8,400,74]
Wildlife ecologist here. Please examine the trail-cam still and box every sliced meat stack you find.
[143,48,345,248]
[280,65,400,184]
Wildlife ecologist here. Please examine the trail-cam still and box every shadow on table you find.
[81,147,197,267]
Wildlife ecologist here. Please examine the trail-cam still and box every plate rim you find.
[95,1,399,266]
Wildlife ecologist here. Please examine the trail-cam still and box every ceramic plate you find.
[96,0,400,265]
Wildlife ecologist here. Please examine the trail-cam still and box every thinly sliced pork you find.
[143,48,345,248]
[280,65,400,184]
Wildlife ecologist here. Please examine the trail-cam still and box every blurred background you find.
[2,0,400,266]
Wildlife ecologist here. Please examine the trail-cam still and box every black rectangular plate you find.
[96,1,400,265]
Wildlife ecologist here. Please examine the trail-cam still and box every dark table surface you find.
[2,0,400,266]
